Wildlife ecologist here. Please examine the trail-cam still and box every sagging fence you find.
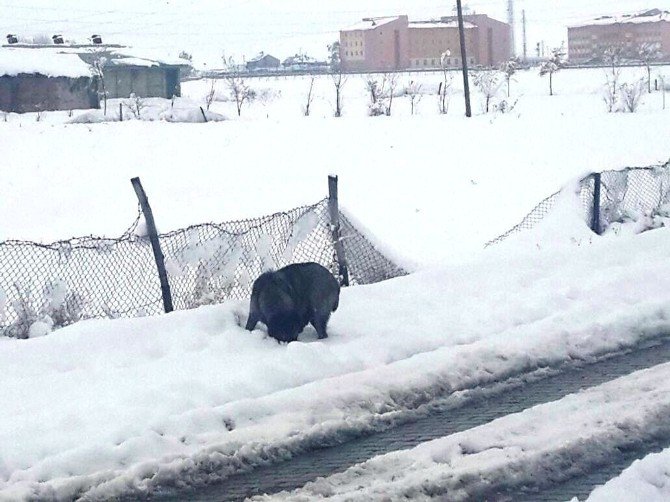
[0,176,407,338]
[486,162,670,246]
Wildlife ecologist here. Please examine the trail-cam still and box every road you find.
[157,336,670,501]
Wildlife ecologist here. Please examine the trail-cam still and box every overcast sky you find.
[1,0,669,66]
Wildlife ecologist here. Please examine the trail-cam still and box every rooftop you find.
[409,20,476,29]
[343,16,403,31]
[570,8,670,28]
[0,47,92,78]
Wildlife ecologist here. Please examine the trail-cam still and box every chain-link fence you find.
[0,191,407,338]
[486,162,670,246]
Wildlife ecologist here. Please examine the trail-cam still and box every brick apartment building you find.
[568,8,670,63]
[339,13,512,72]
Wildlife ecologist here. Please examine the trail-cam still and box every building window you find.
[423,59,427,65]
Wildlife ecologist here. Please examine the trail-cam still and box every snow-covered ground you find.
[2,65,670,500]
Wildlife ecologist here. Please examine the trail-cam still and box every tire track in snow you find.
[164,336,670,501]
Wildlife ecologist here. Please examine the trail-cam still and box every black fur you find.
[245,262,340,343]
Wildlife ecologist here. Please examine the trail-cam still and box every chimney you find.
[52,34,64,44]
[91,34,102,44]
[6,34,18,44]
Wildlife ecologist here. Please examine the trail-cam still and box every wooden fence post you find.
[328,175,350,287]
[119,102,123,122]
[591,172,602,235]
[131,177,174,313]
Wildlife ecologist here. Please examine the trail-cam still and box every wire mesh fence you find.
[486,162,670,246]
[0,194,407,338]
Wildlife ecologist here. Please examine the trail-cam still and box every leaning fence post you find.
[591,172,602,235]
[130,177,174,313]
[328,175,350,287]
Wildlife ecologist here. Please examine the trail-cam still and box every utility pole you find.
[522,10,527,63]
[456,0,472,117]
[507,0,515,56]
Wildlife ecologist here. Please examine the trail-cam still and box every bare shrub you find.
[303,77,316,116]
[331,71,347,117]
[124,93,147,119]
[620,79,645,113]
[405,80,423,115]
[472,70,503,113]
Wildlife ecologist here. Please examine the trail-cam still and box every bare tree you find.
[227,76,256,116]
[472,70,503,113]
[540,46,567,96]
[204,79,217,110]
[331,71,347,117]
[499,57,520,97]
[661,74,667,110]
[601,44,626,112]
[383,72,400,116]
[327,41,341,72]
[438,51,454,114]
[619,79,645,112]
[89,49,108,115]
[303,77,316,116]
[638,42,662,93]
[405,80,423,115]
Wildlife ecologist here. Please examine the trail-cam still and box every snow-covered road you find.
[256,360,670,501]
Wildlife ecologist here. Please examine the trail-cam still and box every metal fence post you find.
[130,177,174,313]
[328,175,350,287]
[591,172,602,235]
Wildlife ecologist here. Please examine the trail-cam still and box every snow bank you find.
[585,448,670,501]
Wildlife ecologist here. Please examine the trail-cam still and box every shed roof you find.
[0,47,93,78]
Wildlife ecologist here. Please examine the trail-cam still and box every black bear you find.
[245,262,340,343]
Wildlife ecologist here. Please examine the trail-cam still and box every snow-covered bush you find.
[3,281,85,339]
[472,70,503,113]
[365,73,400,117]
[619,79,646,113]
[603,204,670,236]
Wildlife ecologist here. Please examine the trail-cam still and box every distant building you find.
[246,53,280,71]
[339,13,512,72]
[568,8,670,63]
[0,48,98,113]
[282,54,329,71]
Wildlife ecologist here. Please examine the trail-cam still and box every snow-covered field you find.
[2,65,670,500]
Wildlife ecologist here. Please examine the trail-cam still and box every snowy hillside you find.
[2,65,670,499]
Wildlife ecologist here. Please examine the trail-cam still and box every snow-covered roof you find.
[0,47,92,78]
[570,8,670,28]
[344,16,401,31]
[409,21,476,29]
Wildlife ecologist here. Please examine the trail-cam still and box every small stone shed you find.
[77,48,188,99]
[0,48,98,113]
